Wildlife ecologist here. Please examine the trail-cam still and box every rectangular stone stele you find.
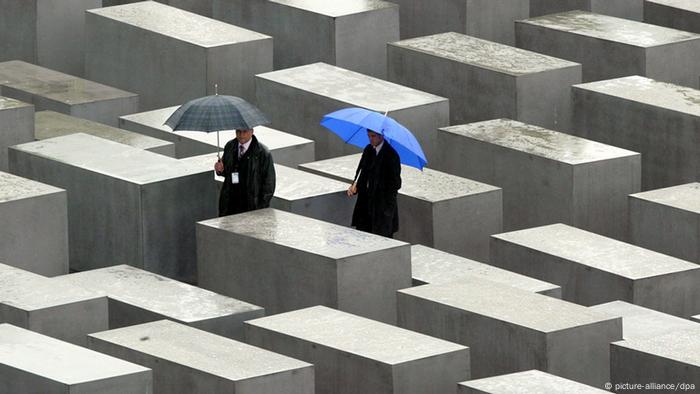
[591,301,699,341]
[88,319,314,394]
[0,171,68,277]
[611,327,700,390]
[36,110,175,157]
[644,0,700,34]
[53,265,264,340]
[0,263,108,346]
[458,369,610,394]
[572,76,700,190]
[299,154,502,262]
[0,324,152,393]
[8,133,218,283]
[530,0,644,21]
[102,0,214,17]
[255,62,449,161]
[119,105,315,165]
[516,11,700,87]
[85,1,272,110]
[197,208,411,324]
[410,245,561,298]
[0,61,138,127]
[490,223,700,318]
[693,315,700,323]
[213,0,399,78]
[388,32,581,130]
[246,305,470,394]
[0,96,33,171]
[397,277,622,386]
[436,119,640,240]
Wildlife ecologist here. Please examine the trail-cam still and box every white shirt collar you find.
[238,138,252,154]
[374,141,384,154]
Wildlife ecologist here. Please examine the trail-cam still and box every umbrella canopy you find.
[164,94,270,132]
[321,107,427,169]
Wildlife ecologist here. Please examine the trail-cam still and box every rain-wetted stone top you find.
[274,164,349,200]
[0,96,31,110]
[199,208,407,259]
[91,1,270,47]
[440,119,639,165]
[647,0,700,12]
[299,154,499,202]
[613,326,700,366]
[399,276,615,333]
[391,32,580,76]
[12,133,207,184]
[247,306,467,364]
[272,0,396,17]
[0,324,150,384]
[4,77,137,105]
[0,171,64,203]
[54,265,261,323]
[591,301,699,341]
[630,182,700,213]
[575,76,700,117]
[459,370,609,393]
[256,63,447,111]
[521,10,700,47]
[492,223,700,279]
[36,111,171,151]
[0,60,74,87]
[89,320,312,380]
[411,245,559,294]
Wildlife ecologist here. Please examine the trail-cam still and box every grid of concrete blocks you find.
[0,1,699,393]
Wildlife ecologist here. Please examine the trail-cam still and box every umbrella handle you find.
[217,129,221,160]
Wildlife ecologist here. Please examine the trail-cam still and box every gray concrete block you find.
[629,183,700,263]
[458,370,609,393]
[0,171,68,276]
[0,323,152,394]
[213,0,399,78]
[246,306,470,394]
[397,277,622,386]
[0,60,73,89]
[0,263,108,346]
[36,111,175,157]
[530,0,644,21]
[88,320,314,394]
[119,105,315,164]
[0,0,101,76]
[102,0,214,17]
[410,245,562,298]
[693,315,700,323]
[8,133,218,283]
[572,76,700,190]
[53,265,264,341]
[197,208,411,323]
[299,154,502,261]
[0,96,33,171]
[490,223,700,318]
[644,0,700,34]
[388,32,581,130]
[516,11,700,87]
[255,62,449,161]
[591,301,699,341]
[436,119,641,240]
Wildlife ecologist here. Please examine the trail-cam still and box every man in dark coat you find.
[215,128,275,216]
[347,130,401,237]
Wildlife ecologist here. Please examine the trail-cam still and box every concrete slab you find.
[246,306,470,394]
[119,105,315,164]
[0,171,68,276]
[388,32,581,130]
[516,11,700,87]
[214,0,399,78]
[490,223,700,318]
[197,208,411,323]
[35,111,175,157]
[410,245,561,298]
[458,370,609,393]
[572,76,700,190]
[397,277,622,386]
[88,320,314,394]
[0,96,33,171]
[644,0,700,34]
[53,265,264,340]
[436,119,641,240]
[255,62,449,161]
[85,1,272,110]
[591,301,699,341]
[693,315,699,323]
[102,0,214,17]
[8,133,218,283]
[530,0,644,21]
[0,324,152,394]
[0,60,74,89]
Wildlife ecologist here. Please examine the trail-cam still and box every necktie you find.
[239,144,245,159]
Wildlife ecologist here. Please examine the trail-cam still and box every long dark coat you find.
[217,135,276,216]
[351,141,401,237]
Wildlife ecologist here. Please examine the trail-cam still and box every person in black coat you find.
[347,129,402,238]
[215,129,275,216]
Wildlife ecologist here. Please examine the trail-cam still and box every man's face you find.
[236,128,254,144]
[367,131,384,147]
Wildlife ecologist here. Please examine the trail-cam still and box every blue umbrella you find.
[321,107,427,169]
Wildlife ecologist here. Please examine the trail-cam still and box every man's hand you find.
[214,160,224,173]
[346,183,357,197]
